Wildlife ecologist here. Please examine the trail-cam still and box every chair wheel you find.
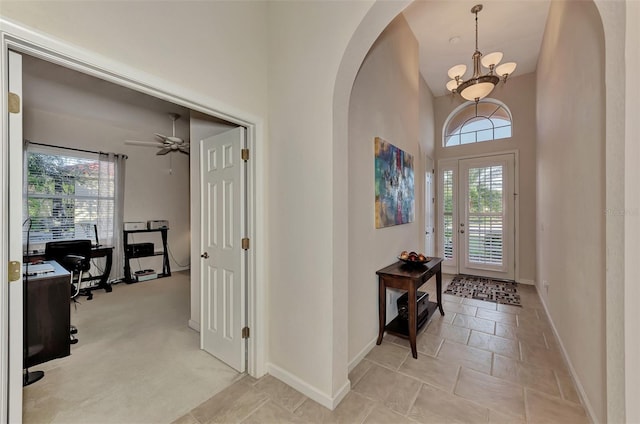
[70,326,78,335]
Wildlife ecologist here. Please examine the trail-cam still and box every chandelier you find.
[446,4,517,102]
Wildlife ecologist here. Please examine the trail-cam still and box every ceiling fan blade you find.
[156,148,172,155]
[154,133,169,142]
[178,146,190,155]
[125,140,163,147]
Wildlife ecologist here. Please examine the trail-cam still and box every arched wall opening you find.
[332,1,627,422]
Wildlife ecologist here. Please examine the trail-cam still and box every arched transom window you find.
[443,99,512,147]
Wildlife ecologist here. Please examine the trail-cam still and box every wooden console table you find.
[376,258,444,359]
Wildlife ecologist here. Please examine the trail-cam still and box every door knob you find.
[201,252,209,259]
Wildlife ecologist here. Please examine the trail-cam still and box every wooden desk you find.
[376,258,444,359]
[25,246,113,293]
[23,260,71,368]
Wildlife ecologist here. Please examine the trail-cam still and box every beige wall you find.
[266,0,375,403]
[0,1,268,120]
[536,1,606,421]
[433,73,537,283]
[625,3,640,421]
[419,76,435,160]
[347,15,427,364]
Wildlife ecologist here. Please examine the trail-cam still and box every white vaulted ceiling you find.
[403,0,551,97]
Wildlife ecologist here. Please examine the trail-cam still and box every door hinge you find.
[242,238,250,250]
[241,148,249,161]
[8,261,21,282]
[242,327,250,339]
[8,92,20,114]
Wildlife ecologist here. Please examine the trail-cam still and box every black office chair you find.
[45,240,93,301]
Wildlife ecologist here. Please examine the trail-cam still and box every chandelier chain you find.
[475,10,479,52]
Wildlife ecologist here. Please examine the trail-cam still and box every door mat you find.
[444,275,521,306]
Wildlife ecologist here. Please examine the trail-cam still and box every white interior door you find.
[5,50,24,423]
[200,127,246,372]
[439,154,515,280]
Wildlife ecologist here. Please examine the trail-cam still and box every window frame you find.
[23,144,115,251]
[443,98,513,148]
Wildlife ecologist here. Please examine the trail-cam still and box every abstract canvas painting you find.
[374,137,414,228]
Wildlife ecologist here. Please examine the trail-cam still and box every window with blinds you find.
[24,147,114,249]
[443,169,454,261]
[466,165,504,266]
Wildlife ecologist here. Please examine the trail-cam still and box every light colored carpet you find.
[23,271,241,424]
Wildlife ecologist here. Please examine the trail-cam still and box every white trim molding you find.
[348,336,377,373]
[267,362,351,411]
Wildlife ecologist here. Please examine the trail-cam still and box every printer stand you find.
[123,228,171,283]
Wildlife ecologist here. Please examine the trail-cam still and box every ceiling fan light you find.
[481,52,503,69]
[446,80,459,92]
[447,64,467,80]
[496,62,517,77]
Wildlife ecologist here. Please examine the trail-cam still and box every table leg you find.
[97,249,113,292]
[436,269,445,316]
[377,278,386,345]
[408,287,418,358]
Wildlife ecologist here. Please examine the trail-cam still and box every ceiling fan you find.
[125,113,190,155]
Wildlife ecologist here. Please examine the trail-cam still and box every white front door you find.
[200,127,246,372]
[439,154,516,280]
[4,50,24,423]
[458,154,515,280]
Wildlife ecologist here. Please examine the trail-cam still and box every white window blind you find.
[466,165,504,266]
[24,147,115,250]
[443,169,454,260]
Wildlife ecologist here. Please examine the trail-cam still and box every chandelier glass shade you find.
[446,4,517,102]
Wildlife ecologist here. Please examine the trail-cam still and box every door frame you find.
[199,128,248,372]
[437,150,520,282]
[424,156,435,257]
[1,20,266,420]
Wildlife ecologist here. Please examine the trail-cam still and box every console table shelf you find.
[384,301,438,339]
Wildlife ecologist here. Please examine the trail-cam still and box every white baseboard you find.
[535,289,597,423]
[267,362,350,410]
[518,278,535,285]
[348,336,377,373]
[188,319,200,332]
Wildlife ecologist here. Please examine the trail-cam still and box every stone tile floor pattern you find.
[172,276,589,423]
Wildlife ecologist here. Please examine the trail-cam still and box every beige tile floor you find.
[173,276,589,424]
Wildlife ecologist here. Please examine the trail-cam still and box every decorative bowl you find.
[398,256,431,266]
